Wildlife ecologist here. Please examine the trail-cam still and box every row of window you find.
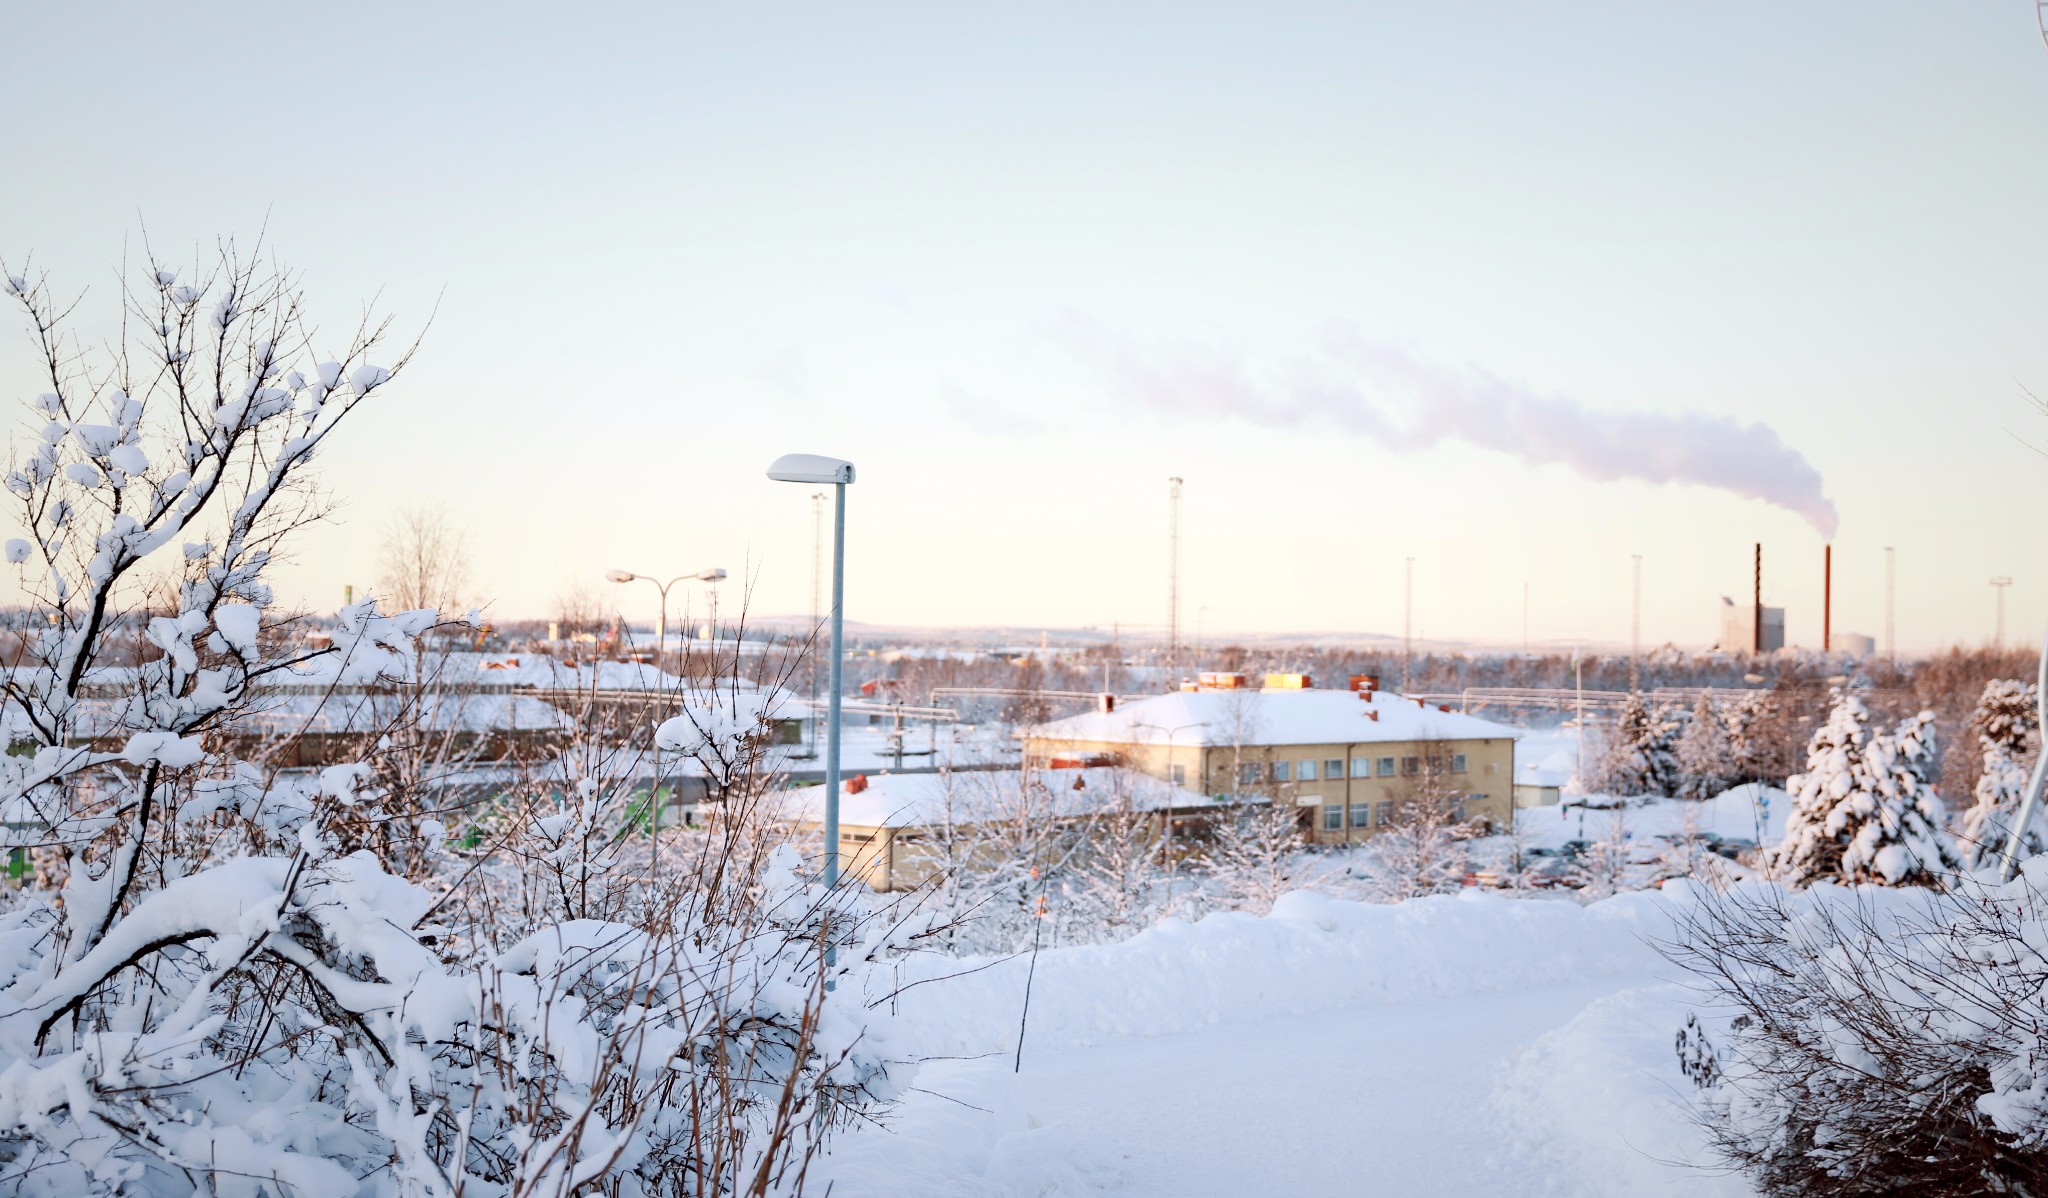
[1233,753,1467,785]
[1320,795,1473,831]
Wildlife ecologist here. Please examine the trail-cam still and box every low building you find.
[779,765,1225,891]
[1022,681,1521,843]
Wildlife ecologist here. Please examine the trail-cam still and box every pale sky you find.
[4,1,2047,653]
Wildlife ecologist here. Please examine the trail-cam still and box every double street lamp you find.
[767,453,855,896]
[604,567,727,652]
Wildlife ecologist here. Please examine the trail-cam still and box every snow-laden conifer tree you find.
[1957,679,2041,870]
[1596,692,1682,798]
[1676,692,1737,801]
[1723,689,1783,786]
[1770,690,1960,887]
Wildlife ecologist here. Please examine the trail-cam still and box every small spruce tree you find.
[1723,690,1782,787]
[1957,679,2041,870]
[1597,692,1683,799]
[1771,690,1960,887]
[1676,692,1738,801]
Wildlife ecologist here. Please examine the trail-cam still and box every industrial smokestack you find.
[1823,544,1833,654]
[1752,544,1763,656]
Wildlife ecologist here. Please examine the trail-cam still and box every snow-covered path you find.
[817,890,1752,1197]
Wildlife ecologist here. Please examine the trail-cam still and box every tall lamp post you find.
[604,567,728,653]
[767,454,855,899]
[1133,718,1208,910]
[604,565,726,847]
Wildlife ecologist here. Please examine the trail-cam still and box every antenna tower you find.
[1993,576,2014,647]
[1403,556,1414,691]
[1168,477,1183,679]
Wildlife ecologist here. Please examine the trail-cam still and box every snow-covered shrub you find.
[0,247,894,1196]
[1202,800,1306,915]
[1666,874,2048,1196]
[1768,689,1960,888]
[1957,678,2042,871]
[1358,770,1470,902]
[911,768,1085,955]
[1596,693,1682,799]
[1062,778,1174,939]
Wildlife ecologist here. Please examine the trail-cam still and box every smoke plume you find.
[1055,317,1839,539]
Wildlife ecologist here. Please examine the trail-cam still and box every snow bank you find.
[1494,983,1750,1198]
[874,886,1681,1059]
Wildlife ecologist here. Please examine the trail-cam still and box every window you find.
[1322,803,1342,831]
[1298,760,1318,782]
[1377,757,1396,777]
[1271,761,1291,783]
[1402,756,1421,776]
[1451,795,1469,822]
[1374,801,1394,826]
[1451,753,1468,774]
[1238,762,1261,785]
[1352,757,1371,779]
[1349,802,1370,828]
[1325,759,1345,780]
[1428,756,1444,775]
[1170,763,1187,785]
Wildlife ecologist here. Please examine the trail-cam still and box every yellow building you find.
[1023,682,1521,845]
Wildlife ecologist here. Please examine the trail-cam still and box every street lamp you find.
[767,453,855,898]
[1133,717,1208,910]
[605,567,727,652]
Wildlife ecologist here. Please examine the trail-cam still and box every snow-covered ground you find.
[1514,783,1788,853]
[817,887,1751,1196]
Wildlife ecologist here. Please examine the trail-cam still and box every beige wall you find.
[1023,733,1516,845]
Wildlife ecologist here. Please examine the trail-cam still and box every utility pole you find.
[1168,477,1183,682]
[1573,648,1585,791]
[1885,547,1897,662]
[1522,582,1529,655]
[1993,576,2014,648]
[1630,554,1642,693]
[1403,556,1414,691]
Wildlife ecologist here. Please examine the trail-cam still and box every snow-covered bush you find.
[1358,770,1471,902]
[1768,689,1960,888]
[1202,800,1306,915]
[1667,874,2048,1196]
[0,247,894,1196]
[1957,678,2042,870]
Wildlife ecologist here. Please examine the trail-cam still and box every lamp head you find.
[697,568,729,582]
[605,569,635,584]
[767,453,855,485]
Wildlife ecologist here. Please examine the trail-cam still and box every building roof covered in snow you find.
[778,765,1222,830]
[1026,688,1523,749]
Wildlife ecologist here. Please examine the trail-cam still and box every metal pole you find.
[1631,554,1642,692]
[654,579,669,657]
[826,481,847,897]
